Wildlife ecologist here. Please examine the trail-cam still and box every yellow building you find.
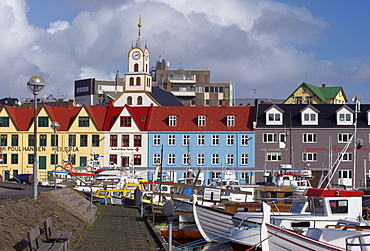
[284,82,347,104]
[0,104,105,181]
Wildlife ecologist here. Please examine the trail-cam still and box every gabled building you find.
[254,103,369,187]
[284,82,347,105]
[144,105,255,184]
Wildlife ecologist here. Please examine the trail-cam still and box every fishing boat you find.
[228,188,365,250]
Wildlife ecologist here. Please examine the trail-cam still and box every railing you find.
[346,233,370,250]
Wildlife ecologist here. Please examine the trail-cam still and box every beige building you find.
[153,59,233,106]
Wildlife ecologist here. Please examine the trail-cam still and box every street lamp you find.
[27,75,45,200]
[51,121,60,190]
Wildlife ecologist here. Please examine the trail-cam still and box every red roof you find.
[304,188,364,197]
[145,106,254,131]
[5,106,39,131]
[44,105,81,131]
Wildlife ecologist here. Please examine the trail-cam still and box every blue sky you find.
[2,0,370,103]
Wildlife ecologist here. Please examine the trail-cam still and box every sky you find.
[2,0,370,104]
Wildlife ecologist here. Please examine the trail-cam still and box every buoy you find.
[64,162,73,171]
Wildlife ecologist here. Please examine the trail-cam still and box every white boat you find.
[229,188,365,250]
[258,202,370,251]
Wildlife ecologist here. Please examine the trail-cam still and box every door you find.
[39,156,46,169]
[80,157,87,167]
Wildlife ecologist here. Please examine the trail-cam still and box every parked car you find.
[7,174,33,184]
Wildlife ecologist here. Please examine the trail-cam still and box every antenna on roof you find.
[305,72,308,83]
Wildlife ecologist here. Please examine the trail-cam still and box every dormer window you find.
[198,115,206,126]
[265,105,284,125]
[169,115,177,127]
[301,105,319,125]
[336,106,354,125]
[227,115,235,127]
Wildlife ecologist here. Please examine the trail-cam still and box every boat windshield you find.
[289,201,307,213]
[312,198,325,215]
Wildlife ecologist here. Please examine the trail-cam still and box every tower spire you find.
[135,15,142,48]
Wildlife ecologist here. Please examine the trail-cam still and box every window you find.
[92,135,100,147]
[78,117,89,127]
[68,135,76,147]
[227,115,235,127]
[110,154,117,165]
[134,135,141,147]
[212,172,221,179]
[110,135,118,147]
[153,135,160,146]
[11,154,18,164]
[11,135,18,146]
[268,113,281,122]
[295,97,302,104]
[169,115,177,126]
[306,96,313,104]
[153,154,161,165]
[339,113,351,121]
[27,154,33,165]
[68,154,76,165]
[338,133,352,143]
[51,135,58,147]
[0,135,7,146]
[39,135,47,147]
[183,135,190,146]
[51,154,58,165]
[339,152,352,162]
[168,135,176,146]
[134,63,139,72]
[241,154,249,165]
[339,170,352,179]
[263,133,278,143]
[227,154,234,165]
[183,154,190,165]
[136,77,141,86]
[212,154,219,165]
[38,117,49,127]
[80,135,88,147]
[137,96,142,105]
[129,77,134,86]
[302,86,306,93]
[197,135,205,146]
[198,115,206,126]
[227,135,234,146]
[303,133,317,143]
[122,135,129,147]
[304,113,316,122]
[127,96,132,105]
[28,135,34,147]
[197,154,204,165]
[303,152,317,162]
[0,117,9,127]
[241,135,249,146]
[168,154,175,165]
[134,154,141,165]
[212,135,219,146]
[120,116,131,127]
[329,200,348,214]
[267,152,282,161]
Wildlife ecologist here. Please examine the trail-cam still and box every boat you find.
[228,188,365,250]
[160,229,202,240]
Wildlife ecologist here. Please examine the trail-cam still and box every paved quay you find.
[76,204,166,251]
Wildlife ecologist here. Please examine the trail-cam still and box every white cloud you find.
[0,0,369,103]
[47,20,70,34]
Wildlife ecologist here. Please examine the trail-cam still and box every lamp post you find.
[27,75,45,200]
[51,121,60,190]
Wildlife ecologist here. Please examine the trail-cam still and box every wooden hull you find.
[161,229,202,240]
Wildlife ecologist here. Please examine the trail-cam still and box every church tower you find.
[125,16,152,93]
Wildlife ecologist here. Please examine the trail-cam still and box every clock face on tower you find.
[132,51,141,60]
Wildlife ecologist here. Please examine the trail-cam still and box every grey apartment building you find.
[254,103,369,188]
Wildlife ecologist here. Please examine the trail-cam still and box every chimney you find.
[67,99,74,109]
[322,83,326,87]
[166,81,172,92]
[220,99,227,108]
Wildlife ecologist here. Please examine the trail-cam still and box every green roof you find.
[284,82,347,103]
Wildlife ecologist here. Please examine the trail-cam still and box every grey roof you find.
[256,104,369,128]
[0,97,20,107]
[150,87,184,106]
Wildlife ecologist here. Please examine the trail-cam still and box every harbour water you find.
[157,222,232,250]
